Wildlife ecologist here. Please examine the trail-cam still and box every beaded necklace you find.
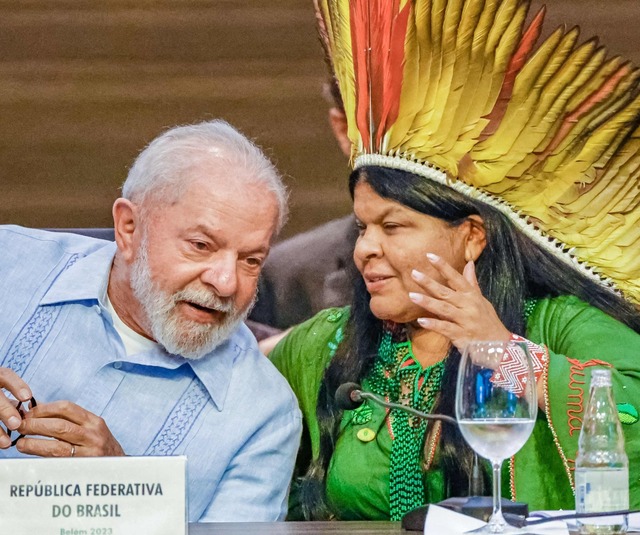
[367,328,446,521]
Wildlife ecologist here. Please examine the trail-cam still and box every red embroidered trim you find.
[566,358,612,436]
[385,393,394,440]
[491,334,548,396]
[423,421,442,471]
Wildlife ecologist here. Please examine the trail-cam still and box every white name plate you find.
[0,456,187,535]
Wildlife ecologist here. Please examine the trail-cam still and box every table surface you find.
[188,521,640,535]
[188,522,404,534]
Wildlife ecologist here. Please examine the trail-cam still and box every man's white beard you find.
[130,238,253,360]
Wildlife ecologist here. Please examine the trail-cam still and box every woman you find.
[271,0,640,521]
[270,165,640,520]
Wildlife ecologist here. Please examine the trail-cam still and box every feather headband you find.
[314,0,640,306]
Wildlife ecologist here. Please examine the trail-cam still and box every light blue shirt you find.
[0,226,302,522]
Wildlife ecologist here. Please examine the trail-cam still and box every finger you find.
[20,402,118,455]
[16,437,76,458]
[0,369,33,438]
[425,253,473,292]
[409,292,461,322]
[411,270,459,302]
[416,316,462,342]
[18,416,80,445]
[0,368,32,402]
[25,400,90,427]
[463,260,480,288]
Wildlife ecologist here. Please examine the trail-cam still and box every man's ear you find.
[328,107,351,158]
[464,214,487,263]
[112,198,138,262]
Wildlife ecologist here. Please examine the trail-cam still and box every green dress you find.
[269,295,640,520]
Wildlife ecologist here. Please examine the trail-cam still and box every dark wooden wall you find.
[1,0,639,238]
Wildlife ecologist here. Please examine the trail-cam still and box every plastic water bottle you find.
[575,368,629,534]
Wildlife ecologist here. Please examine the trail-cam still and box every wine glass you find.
[456,340,538,533]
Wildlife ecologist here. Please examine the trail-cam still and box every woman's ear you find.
[112,198,138,262]
[464,214,487,263]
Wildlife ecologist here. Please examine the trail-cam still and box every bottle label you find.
[575,468,629,513]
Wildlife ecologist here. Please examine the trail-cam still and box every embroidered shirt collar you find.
[40,241,116,307]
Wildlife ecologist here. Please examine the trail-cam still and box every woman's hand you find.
[408,252,511,353]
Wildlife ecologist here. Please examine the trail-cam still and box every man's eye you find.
[245,257,263,268]
[191,241,208,251]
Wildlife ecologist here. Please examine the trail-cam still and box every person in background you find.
[270,0,640,521]
[0,119,302,521]
[250,80,358,336]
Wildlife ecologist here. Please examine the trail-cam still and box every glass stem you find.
[489,460,506,531]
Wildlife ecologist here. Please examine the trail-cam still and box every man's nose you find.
[200,258,238,297]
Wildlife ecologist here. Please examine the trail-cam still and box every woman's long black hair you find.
[298,165,640,519]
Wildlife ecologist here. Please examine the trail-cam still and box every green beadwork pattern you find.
[367,330,445,521]
[523,298,538,322]
[351,402,373,425]
[617,402,639,425]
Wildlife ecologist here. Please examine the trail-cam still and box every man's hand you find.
[16,401,125,457]
[0,368,34,449]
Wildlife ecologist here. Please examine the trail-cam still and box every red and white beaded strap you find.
[491,334,548,396]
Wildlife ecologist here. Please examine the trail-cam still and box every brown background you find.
[1,0,639,238]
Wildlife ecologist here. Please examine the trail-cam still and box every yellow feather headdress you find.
[314,0,640,305]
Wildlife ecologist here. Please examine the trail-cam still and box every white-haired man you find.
[0,120,302,521]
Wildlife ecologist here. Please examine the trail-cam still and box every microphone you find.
[335,382,458,425]
[336,383,637,530]
[335,382,527,530]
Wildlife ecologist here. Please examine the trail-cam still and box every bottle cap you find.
[591,368,612,387]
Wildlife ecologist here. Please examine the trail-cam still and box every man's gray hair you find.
[121,119,288,232]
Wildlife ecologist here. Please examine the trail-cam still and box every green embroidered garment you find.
[269,295,640,520]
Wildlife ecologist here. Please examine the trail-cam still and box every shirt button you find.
[94,305,102,314]
[356,428,376,442]
[113,362,123,370]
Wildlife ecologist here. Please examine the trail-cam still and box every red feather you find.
[538,62,633,158]
[351,0,371,146]
[351,0,411,151]
[377,1,411,148]
[480,5,546,140]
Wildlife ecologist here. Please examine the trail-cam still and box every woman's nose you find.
[354,229,383,261]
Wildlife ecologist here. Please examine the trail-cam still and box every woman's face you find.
[353,180,470,324]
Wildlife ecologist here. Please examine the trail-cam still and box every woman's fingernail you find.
[0,435,10,448]
[408,292,422,303]
[411,269,425,281]
[19,390,31,401]
[426,253,439,262]
[417,317,431,328]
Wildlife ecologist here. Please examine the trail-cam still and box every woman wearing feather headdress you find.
[270,0,640,521]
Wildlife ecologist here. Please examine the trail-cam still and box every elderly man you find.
[0,120,302,521]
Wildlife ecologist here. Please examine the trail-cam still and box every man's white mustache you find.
[172,288,235,314]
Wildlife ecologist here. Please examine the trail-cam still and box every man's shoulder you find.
[0,225,111,260]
